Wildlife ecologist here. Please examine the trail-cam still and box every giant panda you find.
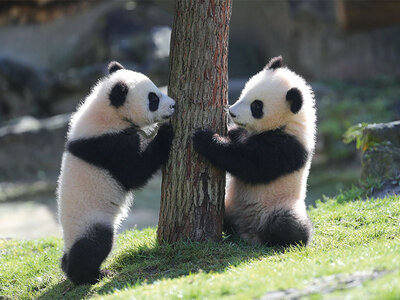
[57,61,175,285]
[193,56,316,247]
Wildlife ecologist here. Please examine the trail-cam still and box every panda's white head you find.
[69,62,175,139]
[105,61,175,127]
[229,56,315,135]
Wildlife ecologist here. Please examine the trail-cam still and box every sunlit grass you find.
[0,194,399,299]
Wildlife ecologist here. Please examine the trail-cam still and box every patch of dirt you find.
[0,199,159,239]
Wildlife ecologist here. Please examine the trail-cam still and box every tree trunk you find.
[157,0,232,243]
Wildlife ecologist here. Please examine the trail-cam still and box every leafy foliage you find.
[342,122,369,151]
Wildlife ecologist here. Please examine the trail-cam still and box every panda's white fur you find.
[57,62,175,284]
[193,56,316,246]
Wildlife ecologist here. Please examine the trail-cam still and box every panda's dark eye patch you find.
[148,92,160,112]
[251,100,264,119]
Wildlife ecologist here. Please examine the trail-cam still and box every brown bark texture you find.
[157,0,232,243]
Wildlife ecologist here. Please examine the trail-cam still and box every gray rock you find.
[362,121,400,148]
[0,2,118,71]
[0,114,70,182]
[361,121,400,180]
[0,57,56,121]
[0,58,107,122]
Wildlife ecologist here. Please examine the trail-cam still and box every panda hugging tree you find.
[57,62,176,285]
[193,56,316,247]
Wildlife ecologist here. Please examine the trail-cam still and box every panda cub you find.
[193,56,316,247]
[57,61,175,285]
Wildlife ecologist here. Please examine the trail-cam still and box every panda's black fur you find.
[67,123,173,191]
[192,127,308,185]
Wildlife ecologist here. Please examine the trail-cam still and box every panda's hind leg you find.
[62,223,113,285]
[258,209,312,247]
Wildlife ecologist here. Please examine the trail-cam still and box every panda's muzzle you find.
[162,103,176,119]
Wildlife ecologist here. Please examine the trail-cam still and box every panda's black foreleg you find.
[130,123,173,188]
[192,128,262,183]
[258,209,313,247]
[62,223,113,285]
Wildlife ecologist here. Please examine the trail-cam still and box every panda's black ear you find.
[286,87,303,114]
[108,61,125,74]
[265,56,283,70]
[109,81,129,107]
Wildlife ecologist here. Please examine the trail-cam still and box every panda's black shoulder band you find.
[193,129,308,184]
[67,126,173,190]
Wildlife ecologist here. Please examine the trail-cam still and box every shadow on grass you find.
[39,237,279,299]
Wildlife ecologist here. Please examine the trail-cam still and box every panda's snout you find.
[170,103,176,109]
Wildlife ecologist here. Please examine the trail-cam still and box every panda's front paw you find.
[156,123,174,151]
[192,128,215,154]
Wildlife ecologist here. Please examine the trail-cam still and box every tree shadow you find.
[39,237,282,299]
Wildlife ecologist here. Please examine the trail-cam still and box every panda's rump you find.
[58,153,126,250]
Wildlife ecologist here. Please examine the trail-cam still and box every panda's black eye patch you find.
[109,81,129,108]
[251,100,264,119]
[148,92,160,112]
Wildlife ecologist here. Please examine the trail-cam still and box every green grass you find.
[1,193,399,299]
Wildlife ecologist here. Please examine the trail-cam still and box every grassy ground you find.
[0,187,399,299]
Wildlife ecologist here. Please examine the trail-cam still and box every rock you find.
[370,181,400,199]
[362,121,400,148]
[0,57,106,122]
[361,121,400,180]
[0,2,118,70]
[0,57,55,121]
[0,114,70,182]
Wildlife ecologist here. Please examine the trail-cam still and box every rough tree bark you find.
[157,0,232,243]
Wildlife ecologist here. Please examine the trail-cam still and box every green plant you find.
[342,122,369,151]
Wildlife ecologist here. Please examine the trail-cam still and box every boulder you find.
[361,121,400,180]
[0,1,173,81]
[0,114,70,182]
[0,57,105,122]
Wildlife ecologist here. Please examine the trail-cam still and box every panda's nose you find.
[229,110,237,118]
[170,104,176,109]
